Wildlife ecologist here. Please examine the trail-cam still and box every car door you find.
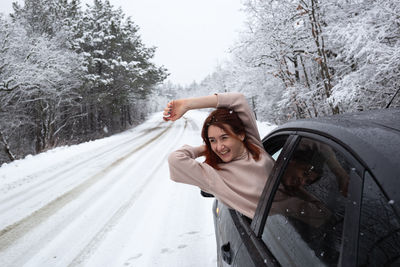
[235,132,365,266]
[214,198,247,266]
[214,134,292,267]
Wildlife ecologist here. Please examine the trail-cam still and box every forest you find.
[155,0,400,123]
[0,0,168,163]
[1,0,399,164]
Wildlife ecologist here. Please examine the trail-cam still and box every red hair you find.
[201,108,261,170]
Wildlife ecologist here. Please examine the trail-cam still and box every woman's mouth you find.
[219,150,229,156]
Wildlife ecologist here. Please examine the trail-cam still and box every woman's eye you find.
[209,139,215,143]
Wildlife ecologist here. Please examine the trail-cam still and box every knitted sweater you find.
[167,92,274,218]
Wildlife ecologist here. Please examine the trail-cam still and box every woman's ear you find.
[239,133,245,141]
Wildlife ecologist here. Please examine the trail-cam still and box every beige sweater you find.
[168,92,274,218]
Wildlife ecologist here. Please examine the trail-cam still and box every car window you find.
[263,135,289,161]
[261,137,352,266]
[357,172,400,266]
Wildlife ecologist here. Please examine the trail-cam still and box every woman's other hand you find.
[163,99,187,121]
[198,144,207,157]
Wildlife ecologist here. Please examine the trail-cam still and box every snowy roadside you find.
[257,121,277,140]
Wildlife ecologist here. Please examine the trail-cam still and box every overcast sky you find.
[1,0,246,85]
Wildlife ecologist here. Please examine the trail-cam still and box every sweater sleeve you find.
[168,144,217,192]
[216,92,262,147]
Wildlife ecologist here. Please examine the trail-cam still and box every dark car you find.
[211,108,400,267]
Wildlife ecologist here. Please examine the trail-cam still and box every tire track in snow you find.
[0,122,173,252]
[0,123,168,224]
[184,116,200,131]
[0,121,165,196]
[67,121,187,266]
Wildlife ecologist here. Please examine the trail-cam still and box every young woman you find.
[163,92,274,219]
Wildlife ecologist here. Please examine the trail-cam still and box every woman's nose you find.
[217,142,224,151]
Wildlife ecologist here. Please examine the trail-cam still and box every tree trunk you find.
[293,56,300,82]
[35,100,44,153]
[251,96,257,120]
[0,130,15,161]
[309,0,339,114]
[300,55,311,88]
[386,88,400,108]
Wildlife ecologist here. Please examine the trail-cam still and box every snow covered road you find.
[0,111,217,267]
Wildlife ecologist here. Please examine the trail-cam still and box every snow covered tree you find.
[11,0,81,38]
[1,0,167,163]
[201,0,399,124]
[75,0,167,133]
[237,0,341,122]
[325,0,400,111]
[0,15,83,154]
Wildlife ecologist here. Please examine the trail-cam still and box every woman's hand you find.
[163,99,187,121]
[163,95,217,121]
[198,144,207,157]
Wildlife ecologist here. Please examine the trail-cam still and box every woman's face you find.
[207,124,245,163]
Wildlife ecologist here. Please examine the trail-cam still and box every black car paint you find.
[213,199,249,266]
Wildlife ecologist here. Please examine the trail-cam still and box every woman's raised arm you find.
[163,93,262,146]
[215,92,262,147]
[163,95,217,121]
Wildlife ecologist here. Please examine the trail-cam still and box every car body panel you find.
[213,199,246,266]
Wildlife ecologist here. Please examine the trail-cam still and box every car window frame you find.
[252,132,300,234]
[252,130,365,266]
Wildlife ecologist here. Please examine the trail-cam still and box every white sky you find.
[0,0,246,86]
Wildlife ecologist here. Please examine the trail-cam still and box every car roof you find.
[267,108,400,206]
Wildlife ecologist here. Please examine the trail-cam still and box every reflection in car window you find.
[261,137,351,267]
[271,148,282,161]
[358,172,400,266]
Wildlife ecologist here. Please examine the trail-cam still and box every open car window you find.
[261,137,353,266]
[263,135,289,161]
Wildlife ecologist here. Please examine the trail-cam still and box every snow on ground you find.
[0,110,276,267]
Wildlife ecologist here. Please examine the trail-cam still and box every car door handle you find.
[221,242,232,264]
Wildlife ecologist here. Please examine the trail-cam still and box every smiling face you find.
[207,124,245,163]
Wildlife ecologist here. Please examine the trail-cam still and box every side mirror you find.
[200,190,214,198]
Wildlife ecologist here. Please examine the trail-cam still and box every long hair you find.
[201,108,261,170]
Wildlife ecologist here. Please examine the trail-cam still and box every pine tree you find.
[1,0,167,162]
[75,0,167,133]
